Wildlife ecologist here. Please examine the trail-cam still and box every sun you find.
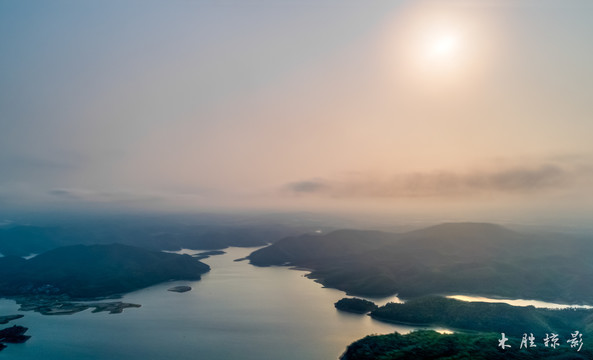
[402,26,469,81]
[422,30,463,66]
[429,34,460,59]
[382,4,486,86]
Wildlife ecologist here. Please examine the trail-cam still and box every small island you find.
[193,250,226,260]
[334,298,378,314]
[168,285,192,293]
[15,296,141,315]
[0,325,31,351]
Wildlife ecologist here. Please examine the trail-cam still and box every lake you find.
[0,247,435,360]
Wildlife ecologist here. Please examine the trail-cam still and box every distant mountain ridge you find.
[0,215,317,257]
[249,222,593,303]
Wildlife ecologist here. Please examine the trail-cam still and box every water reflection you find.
[447,295,593,309]
[0,247,426,360]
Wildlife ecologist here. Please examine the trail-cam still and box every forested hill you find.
[340,330,593,360]
[248,222,593,303]
[0,244,210,298]
[248,229,398,266]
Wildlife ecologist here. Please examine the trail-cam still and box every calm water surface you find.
[0,247,425,360]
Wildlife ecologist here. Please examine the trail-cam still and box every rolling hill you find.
[0,243,210,298]
[249,223,593,303]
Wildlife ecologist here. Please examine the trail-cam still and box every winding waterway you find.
[0,247,435,360]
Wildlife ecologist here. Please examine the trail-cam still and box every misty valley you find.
[3,0,592,358]
[2,214,593,359]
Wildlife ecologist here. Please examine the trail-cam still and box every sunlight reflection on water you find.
[447,295,593,309]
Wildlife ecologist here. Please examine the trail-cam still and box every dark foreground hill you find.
[340,330,593,360]
[249,222,593,303]
[0,244,210,298]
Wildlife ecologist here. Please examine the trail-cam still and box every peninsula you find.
[334,298,378,314]
[249,223,593,304]
[0,243,210,298]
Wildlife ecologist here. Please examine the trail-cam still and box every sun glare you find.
[429,33,460,59]
[384,9,473,84]
[382,2,495,91]
[420,28,464,68]
[412,25,471,81]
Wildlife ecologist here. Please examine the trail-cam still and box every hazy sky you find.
[2,0,593,223]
